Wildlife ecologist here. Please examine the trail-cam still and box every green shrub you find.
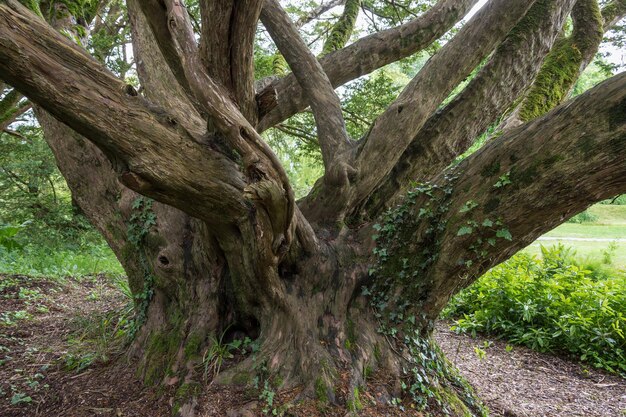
[600,194,626,205]
[567,209,598,223]
[443,244,626,376]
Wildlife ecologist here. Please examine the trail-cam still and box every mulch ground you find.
[435,323,626,417]
[0,274,624,416]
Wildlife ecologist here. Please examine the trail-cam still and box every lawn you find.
[523,203,626,267]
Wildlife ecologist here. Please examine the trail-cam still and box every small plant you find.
[0,221,29,251]
[473,346,486,360]
[10,392,32,405]
[201,328,248,382]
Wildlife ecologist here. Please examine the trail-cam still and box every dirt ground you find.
[0,274,624,416]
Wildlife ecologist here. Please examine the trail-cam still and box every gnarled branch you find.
[257,0,480,131]
[199,0,263,122]
[0,0,247,225]
[381,72,626,321]
[350,0,536,210]
[261,0,353,178]
[362,0,577,218]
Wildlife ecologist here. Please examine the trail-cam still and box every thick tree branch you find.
[382,72,626,321]
[350,0,536,210]
[602,0,626,28]
[513,0,605,124]
[127,0,206,140]
[0,0,247,225]
[199,1,263,122]
[139,0,297,252]
[256,0,479,131]
[362,0,577,218]
[261,0,353,176]
[321,0,361,55]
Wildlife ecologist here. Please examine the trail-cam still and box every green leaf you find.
[496,229,512,240]
[457,226,473,236]
[482,219,493,227]
[459,200,479,213]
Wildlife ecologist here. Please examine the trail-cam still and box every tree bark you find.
[1,1,626,416]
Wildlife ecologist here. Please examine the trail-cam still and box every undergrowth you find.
[443,244,626,376]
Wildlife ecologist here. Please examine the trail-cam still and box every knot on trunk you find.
[243,178,291,254]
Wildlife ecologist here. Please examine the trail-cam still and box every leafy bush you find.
[0,221,28,251]
[600,194,626,205]
[443,244,626,376]
[567,209,598,224]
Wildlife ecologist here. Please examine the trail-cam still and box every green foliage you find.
[601,194,626,205]
[0,241,123,278]
[201,328,254,382]
[342,70,405,139]
[0,221,28,251]
[0,125,123,278]
[444,244,626,376]
[126,197,157,335]
[567,209,599,224]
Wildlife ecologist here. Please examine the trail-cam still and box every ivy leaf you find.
[482,219,493,227]
[459,200,479,213]
[457,226,473,236]
[496,228,512,240]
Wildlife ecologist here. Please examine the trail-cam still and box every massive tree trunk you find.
[1,0,625,416]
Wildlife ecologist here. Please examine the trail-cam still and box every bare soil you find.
[0,274,624,416]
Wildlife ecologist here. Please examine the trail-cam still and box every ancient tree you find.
[0,0,625,415]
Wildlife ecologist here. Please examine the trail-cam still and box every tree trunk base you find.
[127,295,486,417]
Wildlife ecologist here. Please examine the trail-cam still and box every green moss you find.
[519,0,603,122]
[438,386,474,417]
[143,331,180,385]
[184,332,204,359]
[346,387,363,412]
[272,53,288,76]
[321,0,361,55]
[373,344,381,362]
[173,382,202,415]
[315,377,329,403]
[345,318,357,351]
[363,365,373,379]
[602,0,626,24]
[519,39,582,121]
[18,0,43,17]
[232,371,252,386]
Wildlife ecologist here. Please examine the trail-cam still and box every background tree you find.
[0,0,625,415]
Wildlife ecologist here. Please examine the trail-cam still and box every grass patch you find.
[0,243,123,279]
